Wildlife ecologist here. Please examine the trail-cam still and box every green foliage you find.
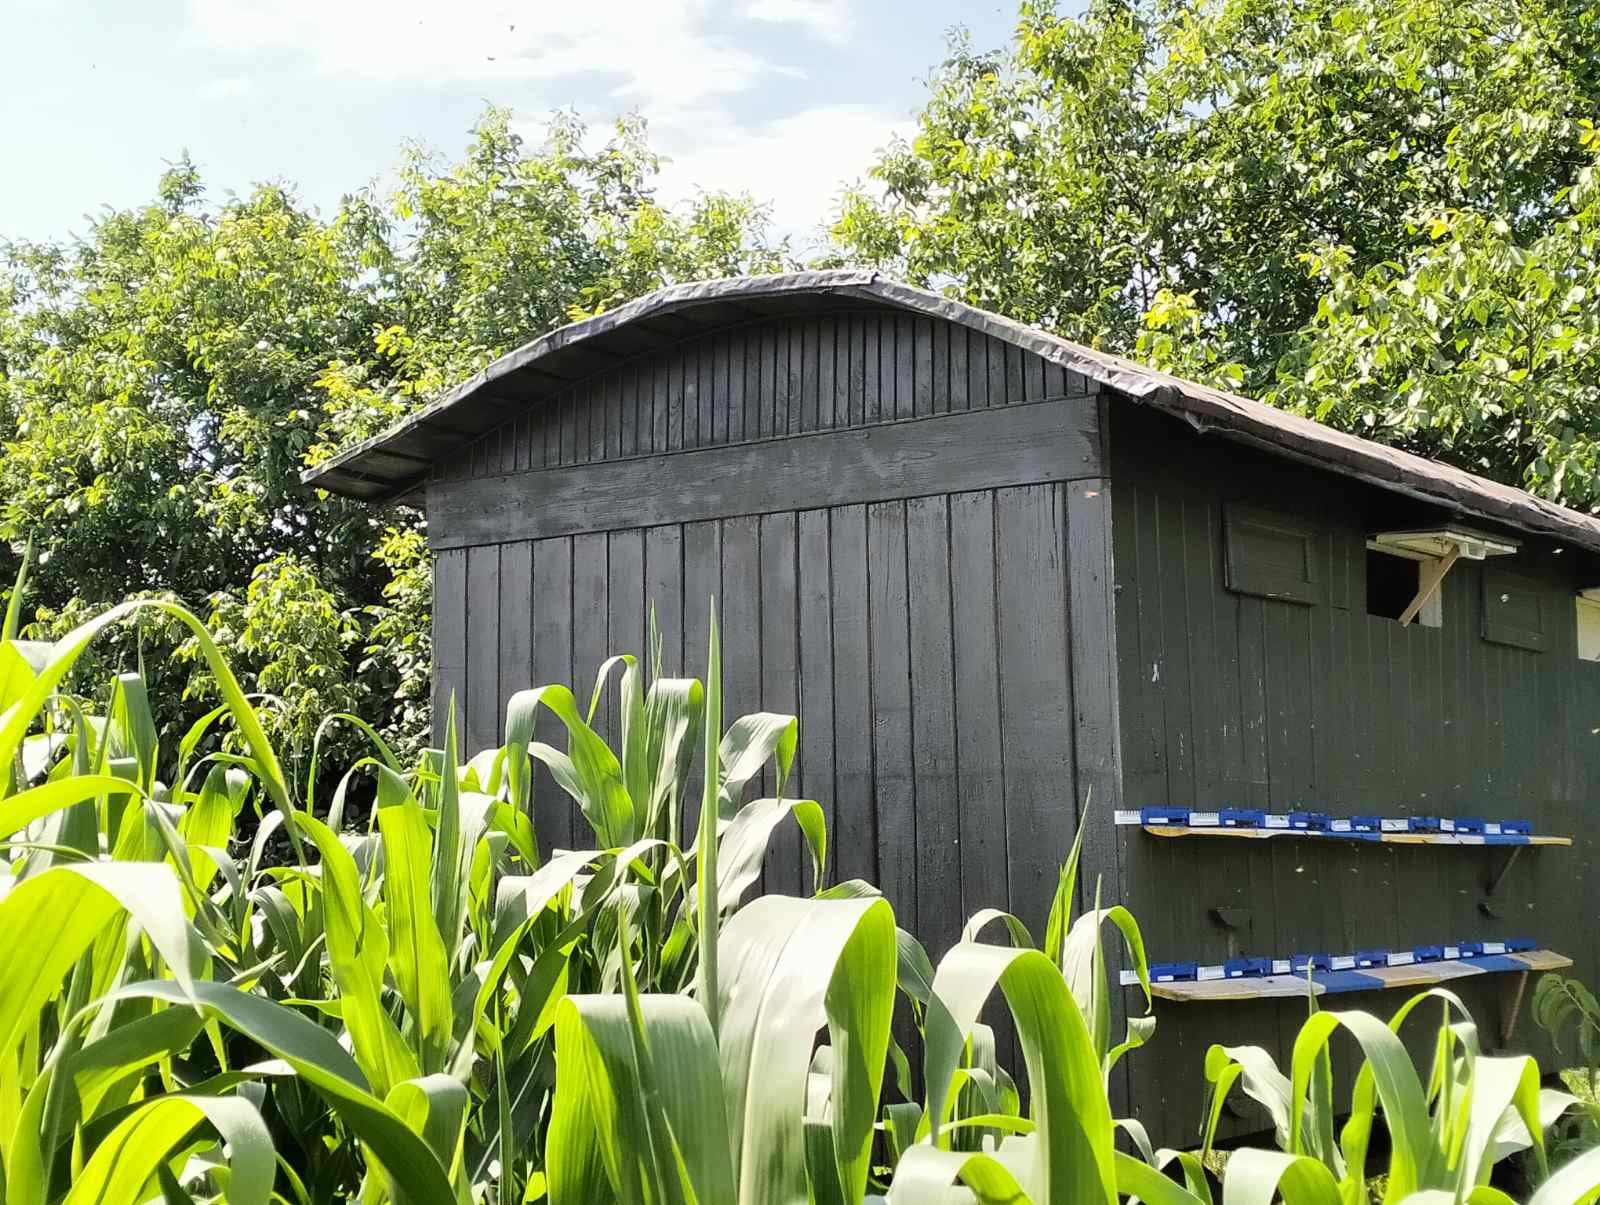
[0,108,783,765]
[1534,973,1600,1165]
[1,588,1597,1202]
[831,0,1600,508]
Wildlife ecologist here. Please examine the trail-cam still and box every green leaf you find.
[63,1094,274,1205]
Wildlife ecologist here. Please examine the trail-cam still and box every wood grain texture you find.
[427,397,1101,549]
[433,309,1101,480]
[1111,402,1600,1142]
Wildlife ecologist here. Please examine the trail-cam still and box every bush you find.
[2,591,1598,1203]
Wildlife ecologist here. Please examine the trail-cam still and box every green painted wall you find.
[1110,402,1600,1141]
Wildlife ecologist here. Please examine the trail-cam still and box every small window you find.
[1365,549,1441,627]
[1576,598,1600,662]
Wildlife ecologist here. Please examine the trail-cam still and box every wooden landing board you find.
[1140,826,1571,847]
[1146,951,1571,1003]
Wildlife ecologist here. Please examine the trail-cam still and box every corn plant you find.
[1200,989,1582,1204]
[2,562,1600,1203]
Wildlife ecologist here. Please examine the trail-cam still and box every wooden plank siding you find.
[1111,403,1600,1141]
[432,307,1097,481]
[425,307,1115,981]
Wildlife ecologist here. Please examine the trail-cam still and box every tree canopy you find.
[832,0,1600,508]
[0,110,781,761]
[9,1,1600,756]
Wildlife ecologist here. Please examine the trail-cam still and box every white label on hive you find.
[1272,959,1292,975]
[1189,811,1220,827]
[1444,946,1461,960]
[1330,819,1352,832]
[1485,821,1502,835]
[1382,818,1407,832]
[1441,818,1456,832]
[1115,810,1141,826]
[1331,955,1356,970]
[1388,951,1415,966]
[1197,965,1225,981]
[1264,814,1290,828]
[1484,941,1506,955]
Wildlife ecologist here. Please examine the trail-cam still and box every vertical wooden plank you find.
[560,389,577,465]
[861,315,880,425]
[694,340,712,450]
[498,540,534,724]
[707,332,727,449]
[830,505,877,885]
[571,532,611,745]
[894,313,915,419]
[601,372,621,462]
[1004,342,1025,405]
[1065,478,1127,947]
[465,544,501,754]
[846,315,866,427]
[985,335,1007,410]
[962,325,984,411]
[888,315,909,420]
[867,500,916,928]
[949,491,1009,924]
[618,364,638,459]
[994,484,1076,933]
[512,413,532,472]
[680,519,722,846]
[608,529,646,664]
[586,380,606,464]
[910,316,932,416]
[667,347,686,453]
[796,508,836,891]
[683,521,722,690]
[431,547,468,748]
[907,495,960,958]
[644,525,685,677]
[530,537,575,851]
[928,317,948,414]
[652,357,669,456]
[801,318,820,433]
[1025,347,1046,402]
[948,322,968,414]
[744,326,764,445]
[721,514,764,786]
[783,321,802,437]
[753,323,772,439]
[818,315,839,433]
[759,511,802,895]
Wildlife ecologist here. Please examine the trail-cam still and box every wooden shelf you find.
[1143,949,1571,1003]
[1140,825,1571,847]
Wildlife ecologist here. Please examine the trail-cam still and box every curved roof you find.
[303,269,1600,554]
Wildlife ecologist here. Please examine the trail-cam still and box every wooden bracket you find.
[1484,844,1525,897]
[1399,545,1461,627]
[1499,970,1530,1047]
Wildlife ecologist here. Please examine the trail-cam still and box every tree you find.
[0,109,783,767]
[831,0,1600,507]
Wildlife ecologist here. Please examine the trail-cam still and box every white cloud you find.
[744,0,855,43]
[184,0,894,247]
[185,0,775,110]
[653,103,904,248]
[199,75,252,99]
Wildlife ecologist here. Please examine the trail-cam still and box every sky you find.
[1,0,1027,255]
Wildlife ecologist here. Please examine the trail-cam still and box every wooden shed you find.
[306,270,1600,1140]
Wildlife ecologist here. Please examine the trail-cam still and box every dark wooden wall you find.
[1111,403,1600,1140]
[427,306,1120,966]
